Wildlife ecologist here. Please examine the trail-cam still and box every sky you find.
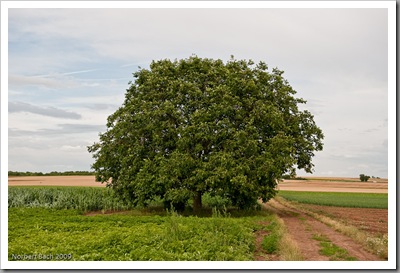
[4,3,393,178]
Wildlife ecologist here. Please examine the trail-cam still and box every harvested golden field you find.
[278,179,388,193]
[8,176,388,193]
[8,176,106,187]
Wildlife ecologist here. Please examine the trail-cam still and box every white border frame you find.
[1,1,396,270]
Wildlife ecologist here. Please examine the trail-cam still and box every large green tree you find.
[88,56,323,211]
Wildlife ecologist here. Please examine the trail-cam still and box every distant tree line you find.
[281,174,308,180]
[8,171,95,177]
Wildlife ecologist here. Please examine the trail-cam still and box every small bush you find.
[359,174,370,182]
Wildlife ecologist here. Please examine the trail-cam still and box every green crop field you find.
[8,186,276,261]
[278,191,388,209]
[8,207,274,261]
[8,186,136,211]
[8,186,233,212]
[8,186,388,261]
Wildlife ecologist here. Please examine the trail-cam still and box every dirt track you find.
[262,199,385,261]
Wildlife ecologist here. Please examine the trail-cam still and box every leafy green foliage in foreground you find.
[278,191,387,209]
[8,208,271,261]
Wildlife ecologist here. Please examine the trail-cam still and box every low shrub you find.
[359,174,371,182]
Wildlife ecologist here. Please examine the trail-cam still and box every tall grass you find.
[8,186,135,212]
[259,212,303,260]
[8,187,241,213]
[274,216,304,260]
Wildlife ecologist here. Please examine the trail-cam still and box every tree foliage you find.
[359,174,370,182]
[88,56,324,211]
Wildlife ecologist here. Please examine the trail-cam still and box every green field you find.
[8,207,271,261]
[8,186,136,211]
[8,186,234,212]
[8,186,387,261]
[278,191,388,209]
[8,186,274,261]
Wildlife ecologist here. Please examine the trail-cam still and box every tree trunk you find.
[193,191,202,213]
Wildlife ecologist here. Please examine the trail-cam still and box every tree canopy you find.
[88,56,324,211]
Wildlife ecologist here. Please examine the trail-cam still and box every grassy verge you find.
[264,215,303,260]
[275,216,303,261]
[261,220,280,254]
[278,191,387,209]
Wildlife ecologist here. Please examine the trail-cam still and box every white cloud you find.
[9,74,69,89]
[60,145,83,151]
[9,101,81,119]
[82,82,100,87]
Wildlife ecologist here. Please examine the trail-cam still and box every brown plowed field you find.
[299,204,388,235]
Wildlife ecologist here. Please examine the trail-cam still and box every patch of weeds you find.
[261,233,279,254]
[312,233,329,242]
[359,224,370,231]
[265,220,278,231]
[303,222,313,232]
[211,206,231,218]
[298,216,306,222]
[297,215,312,231]
[312,233,357,261]
[320,242,357,261]
[253,221,269,232]
[365,234,388,259]
[261,221,281,254]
